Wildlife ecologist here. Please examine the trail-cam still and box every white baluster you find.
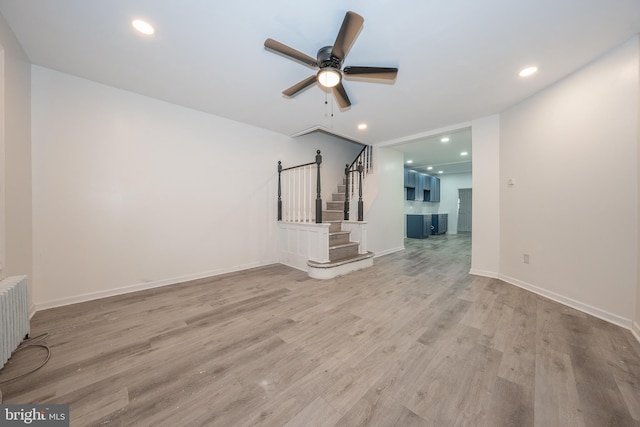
[302,166,307,222]
[297,167,302,222]
[288,170,292,222]
[309,165,313,223]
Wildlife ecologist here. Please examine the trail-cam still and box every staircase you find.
[307,177,373,279]
[277,147,374,279]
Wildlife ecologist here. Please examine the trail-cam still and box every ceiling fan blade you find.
[344,66,398,80]
[332,82,351,108]
[265,38,319,68]
[331,11,364,60]
[283,75,317,97]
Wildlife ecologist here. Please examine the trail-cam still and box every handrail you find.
[344,161,364,221]
[349,145,368,170]
[348,145,373,174]
[277,150,322,223]
[344,145,372,221]
[280,161,317,172]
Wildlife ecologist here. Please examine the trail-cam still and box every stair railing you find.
[344,145,372,221]
[278,150,322,224]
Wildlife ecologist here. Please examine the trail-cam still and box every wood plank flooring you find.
[1,234,639,426]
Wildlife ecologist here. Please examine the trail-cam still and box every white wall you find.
[404,197,439,216]
[438,172,472,235]
[366,146,405,257]
[637,35,640,339]
[471,115,501,277]
[0,13,32,307]
[31,66,361,309]
[287,132,363,205]
[500,36,639,327]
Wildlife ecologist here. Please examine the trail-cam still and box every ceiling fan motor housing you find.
[317,46,342,69]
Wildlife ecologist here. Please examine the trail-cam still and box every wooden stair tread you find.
[308,252,374,267]
[329,242,359,250]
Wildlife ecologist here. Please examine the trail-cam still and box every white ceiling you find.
[399,128,472,175]
[1,0,639,158]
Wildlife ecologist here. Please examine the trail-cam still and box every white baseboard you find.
[373,246,405,258]
[278,259,307,273]
[468,268,499,279]
[34,260,278,312]
[499,274,632,330]
[632,322,640,344]
[29,304,36,320]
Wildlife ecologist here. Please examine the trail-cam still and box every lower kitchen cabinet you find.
[431,213,448,235]
[406,214,448,238]
[406,214,431,239]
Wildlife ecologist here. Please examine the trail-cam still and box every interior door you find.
[458,188,472,233]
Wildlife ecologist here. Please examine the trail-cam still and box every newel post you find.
[277,161,282,221]
[343,164,350,220]
[357,161,364,222]
[315,150,323,223]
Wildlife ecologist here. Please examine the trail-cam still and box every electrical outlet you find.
[523,254,530,264]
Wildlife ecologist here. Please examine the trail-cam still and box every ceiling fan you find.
[264,11,398,109]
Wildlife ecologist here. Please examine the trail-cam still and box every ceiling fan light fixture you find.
[317,68,341,88]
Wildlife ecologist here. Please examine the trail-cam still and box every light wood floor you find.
[1,234,639,426]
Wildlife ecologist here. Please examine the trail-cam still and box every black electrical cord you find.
[0,333,51,395]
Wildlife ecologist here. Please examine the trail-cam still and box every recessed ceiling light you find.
[132,19,155,35]
[427,166,433,170]
[438,171,443,174]
[406,160,413,164]
[357,123,368,130]
[440,137,450,143]
[460,151,468,156]
[519,66,538,77]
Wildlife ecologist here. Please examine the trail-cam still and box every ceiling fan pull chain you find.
[324,92,328,117]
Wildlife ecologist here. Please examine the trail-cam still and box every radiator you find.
[0,275,30,369]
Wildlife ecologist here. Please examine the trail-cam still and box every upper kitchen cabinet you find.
[404,168,440,202]
[405,168,440,202]
[423,176,440,202]
[404,169,418,188]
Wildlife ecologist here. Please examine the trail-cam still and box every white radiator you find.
[0,275,30,369]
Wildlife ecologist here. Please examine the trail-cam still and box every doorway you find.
[458,188,472,233]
